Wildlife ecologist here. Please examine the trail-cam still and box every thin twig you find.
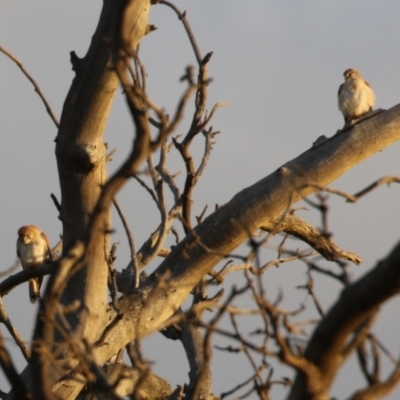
[156,141,181,203]
[0,328,31,399]
[134,174,159,205]
[297,273,325,317]
[0,297,30,362]
[0,260,20,279]
[301,176,400,204]
[113,199,139,288]
[159,1,203,63]
[351,176,400,202]
[220,367,266,398]
[0,45,59,128]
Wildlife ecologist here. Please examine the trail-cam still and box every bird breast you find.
[338,80,375,117]
[19,241,47,269]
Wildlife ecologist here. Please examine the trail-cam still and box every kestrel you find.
[338,68,375,124]
[16,225,52,304]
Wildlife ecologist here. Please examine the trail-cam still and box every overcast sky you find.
[1,2,400,399]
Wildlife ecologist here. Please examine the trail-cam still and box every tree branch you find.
[260,213,362,264]
[288,240,400,399]
[90,103,400,368]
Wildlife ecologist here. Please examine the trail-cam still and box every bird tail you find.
[29,278,42,304]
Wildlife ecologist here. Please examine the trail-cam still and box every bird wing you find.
[337,83,344,97]
[16,238,21,259]
[365,80,373,89]
[40,231,53,261]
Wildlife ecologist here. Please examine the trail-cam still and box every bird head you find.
[343,68,362,81]
[18,225,38,245]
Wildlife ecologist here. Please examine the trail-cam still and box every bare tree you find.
[1,1,400,399]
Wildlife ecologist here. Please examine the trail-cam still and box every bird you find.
[338,68,375,124]
[16,225,52,304]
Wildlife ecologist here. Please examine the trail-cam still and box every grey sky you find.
[1,1,400,398]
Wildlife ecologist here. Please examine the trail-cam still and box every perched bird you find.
[16,225,52,304]
[338,68,375,124]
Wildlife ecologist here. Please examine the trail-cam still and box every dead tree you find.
[1,1,400,399]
